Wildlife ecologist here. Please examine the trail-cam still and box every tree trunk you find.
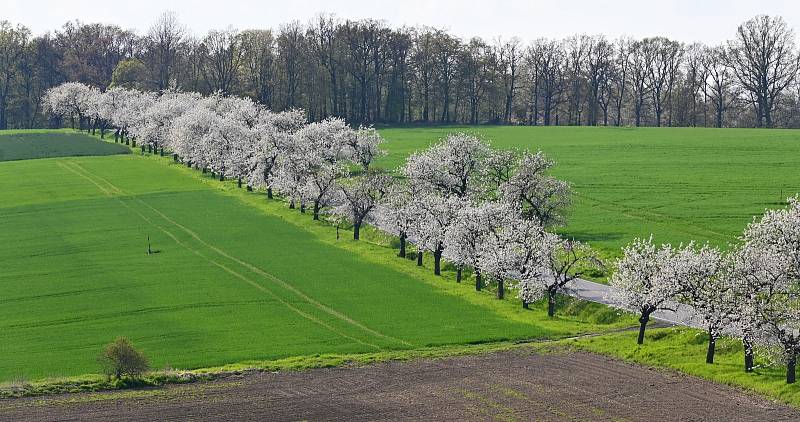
[522,301,529,309]
[456,267,462,283]
[267,187,273,199]
[475,269,482,291]
[398,233,406,258]
[637,312,650,345]
[289,200,295,209]
[160,147,164,156]
[173,153,179,162]
[743,336,754,372]
[299,203,305,213]
[219,174,225,182]
[353,222,361,240]
[547,290,556,317]
[313,202,320,220]
[247,185,253,192]
[706,330,716,364]
[497,278,504,299]
[237,177,242,188]
[788,352,796,384]
[433,247,442,276]
[416,249,423,266]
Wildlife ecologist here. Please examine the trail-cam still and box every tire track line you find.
[70,160,412,348]
[58,160,383,350]
[56,161,115,196]
[141,202,414,348]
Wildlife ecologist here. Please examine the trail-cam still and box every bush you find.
[98,337,150,379]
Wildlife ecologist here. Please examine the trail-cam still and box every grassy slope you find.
[553,327,800,407]
[0,130,130,162]
[0,131,632,382]
[377,126,800,256]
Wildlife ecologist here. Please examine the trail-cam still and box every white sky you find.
[5,0,800,45]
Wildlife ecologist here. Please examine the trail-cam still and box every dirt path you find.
[1,350,796,421]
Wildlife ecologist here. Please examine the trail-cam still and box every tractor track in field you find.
[2,349,797,421]
[57,159,407,350]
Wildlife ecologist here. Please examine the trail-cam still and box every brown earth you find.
[0,350,797,421]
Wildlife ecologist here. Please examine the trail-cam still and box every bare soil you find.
[1,350,797,421]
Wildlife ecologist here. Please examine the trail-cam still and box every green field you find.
[377,126,800,255]
[5,126,799,401]
[0,130,130,162]
[0,131,627,382]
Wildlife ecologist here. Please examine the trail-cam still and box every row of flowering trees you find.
[42,82,590,320]
[382,133,597,317]
[41,82,800,384]
[610,198,800,383]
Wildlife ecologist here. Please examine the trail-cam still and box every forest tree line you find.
[2,12,800,129]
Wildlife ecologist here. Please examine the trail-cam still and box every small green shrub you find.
[98,337,150,379]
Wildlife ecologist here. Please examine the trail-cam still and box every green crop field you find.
[377,126,800,255]
[0,131,626,382]
[0,130,130,162]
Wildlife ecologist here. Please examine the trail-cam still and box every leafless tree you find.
[498,37,522,124]
[629,40,653,126]
[705,46,738,128]
[201,28,243,94]
[610,37,632,126]
[240,30,275,107]
[725,15,799,128]
[145,11,186,91]
[0,21,29,129]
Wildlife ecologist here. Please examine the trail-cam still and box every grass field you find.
[377,126,800,255]
[0,130,130,162]
[0,131,629,382]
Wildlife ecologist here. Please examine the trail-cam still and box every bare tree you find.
[683,43,710,127]
[536,39,565,126]
[498,37,522,124]
[240,29,275,107]
[0,21,29,129]
[629,40,653,127]
[308,14,342,117]
[523,40,544,125]
[585,35,613,126]
[435,30,460,123]
[564,35,589,126]
[201,28,243,94]
[704,46,738,128]
[611,37,632,126]
[146,11,186,91]
[725,15,799,128]
[276,22,305,109]
[646,37,684,127]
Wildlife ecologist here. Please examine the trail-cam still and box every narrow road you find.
[563,278,703,328]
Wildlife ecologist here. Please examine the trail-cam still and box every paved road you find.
[564,278,704,328]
